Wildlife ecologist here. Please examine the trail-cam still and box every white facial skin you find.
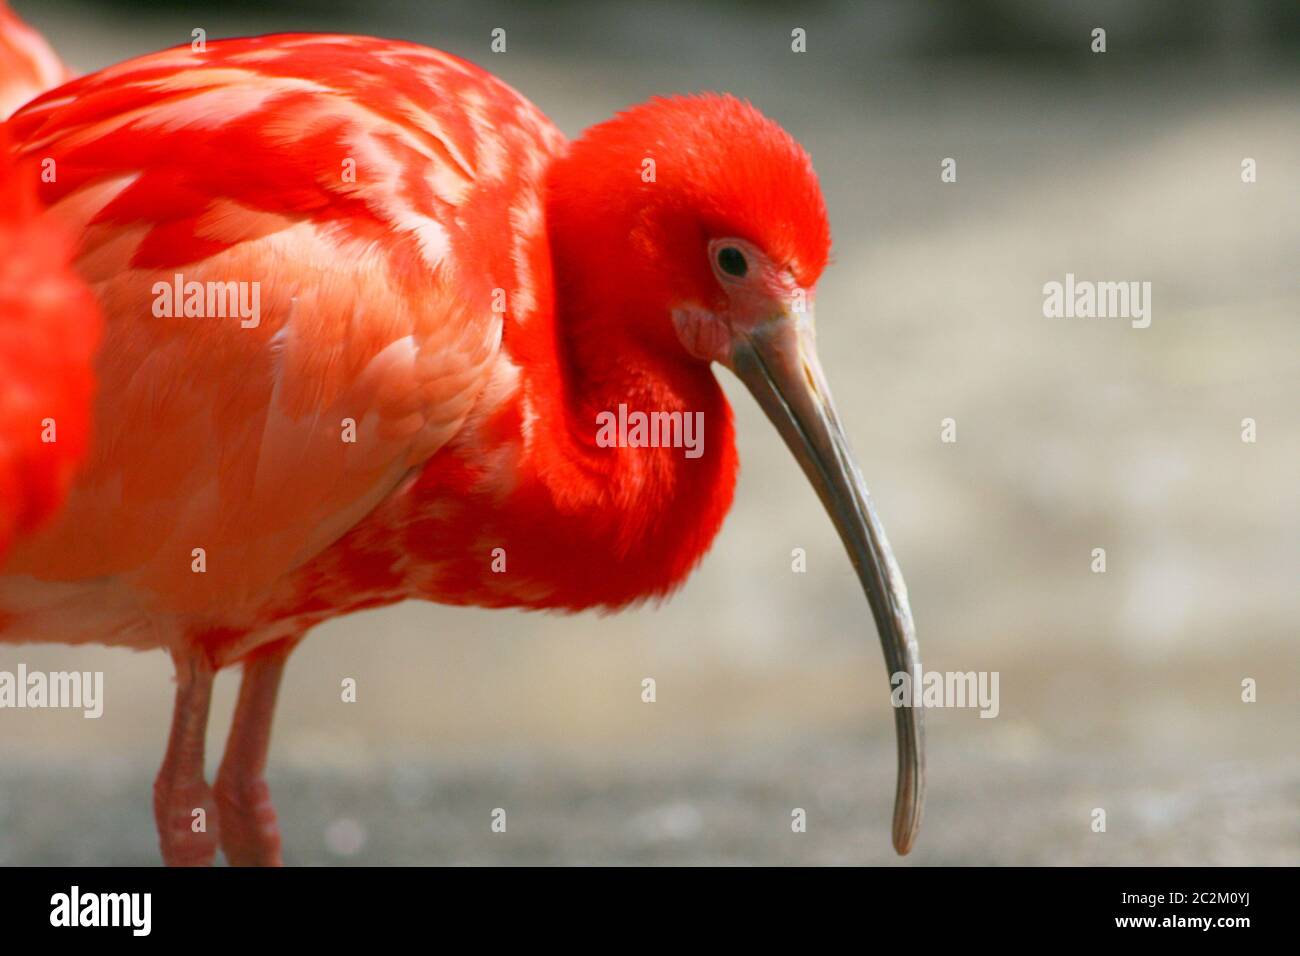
[672,237,810,364]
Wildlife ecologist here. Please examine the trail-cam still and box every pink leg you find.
[153,651,220,866]
[214,641,293,866]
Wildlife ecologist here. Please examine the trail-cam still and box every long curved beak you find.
[725,312,924,855]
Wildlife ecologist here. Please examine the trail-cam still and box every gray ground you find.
[2,1,1297,865]
[4,738,1297,866]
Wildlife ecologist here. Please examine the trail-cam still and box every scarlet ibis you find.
[0,129,99,563]
[1,33,923,864]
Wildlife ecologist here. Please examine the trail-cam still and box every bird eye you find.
[716,246,748,278]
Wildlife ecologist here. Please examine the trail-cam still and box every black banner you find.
[0,866,1278,942]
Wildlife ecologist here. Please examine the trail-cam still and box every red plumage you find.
[2,32,925,865]
[0,125,100,561]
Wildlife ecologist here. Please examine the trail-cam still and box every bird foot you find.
[152,778,220,867]
[214,774,283,866]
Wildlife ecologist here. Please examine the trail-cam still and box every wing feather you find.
[4,35,563,614]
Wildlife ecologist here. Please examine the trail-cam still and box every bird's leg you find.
[153,650,220,866]
[214,639,294,866]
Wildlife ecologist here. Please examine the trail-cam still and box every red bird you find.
[0,3,93,562]
[1,33,923,865]
[0,130,99,562]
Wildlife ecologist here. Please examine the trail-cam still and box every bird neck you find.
[266,242,739,620]
[512,291,738,607]
[508,149,739,605]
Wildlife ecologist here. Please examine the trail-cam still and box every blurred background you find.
[1,0,1296,865]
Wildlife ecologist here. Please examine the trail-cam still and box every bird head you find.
[548,94,924,854]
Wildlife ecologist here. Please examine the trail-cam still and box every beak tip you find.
[892,823,918,856]
[891,801,922,855]
[890,730,925,856]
